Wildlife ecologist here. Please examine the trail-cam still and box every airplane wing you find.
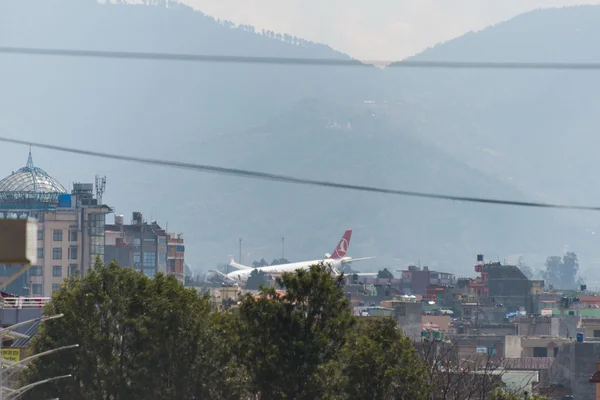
[344,256,376,263]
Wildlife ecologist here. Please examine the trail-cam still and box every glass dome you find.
[0,151,67,209]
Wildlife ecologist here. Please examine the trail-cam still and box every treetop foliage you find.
[19,260,546,399]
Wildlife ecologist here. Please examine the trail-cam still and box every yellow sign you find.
[2,348,20,362]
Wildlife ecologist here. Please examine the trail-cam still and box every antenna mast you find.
[95,175,107,205]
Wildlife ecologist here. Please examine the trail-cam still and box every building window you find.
[52,248,62,260]
[69,230,78,242]
[144,238,155,243]
[30,266,42,276]
[176,245,185,252]
[69,264,78,277]
[396,305,406,317]
[31,284,42,295]
[89,236,104,256]
[594,330,600,338]
[158,253,166,264]
[533,347,548,358]
[69,247,78,260]
[158,237,166,244]
[37,229,43,241]
[133,238,141,247]
[88,213,105,236]
[37,248,44,259]
[52,284,61,292]
[143,269,155,278]
[53,230,63,241]
[52,266,62,277]
[143,252,156,267]
[134,252,141,264]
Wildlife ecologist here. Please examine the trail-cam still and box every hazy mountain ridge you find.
[0,0,598,275]
[381,5,600,269]
[192,99,569,274]
[386,5,600,204]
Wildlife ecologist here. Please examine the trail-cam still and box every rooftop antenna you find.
[95,175,106,205]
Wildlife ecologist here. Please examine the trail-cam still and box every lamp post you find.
[5,375,71,400]
[1,345,79,380]
[0,315,75,400]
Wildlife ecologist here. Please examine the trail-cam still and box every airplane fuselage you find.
[226,258,339,283]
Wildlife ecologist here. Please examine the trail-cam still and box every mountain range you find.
[1,0,599,278]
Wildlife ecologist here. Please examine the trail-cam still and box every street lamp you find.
[5,375,71,400]
[0,315,63,339]
[0,315,74,400]
[0,345,79,380]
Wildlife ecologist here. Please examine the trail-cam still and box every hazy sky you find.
[184,0,600,60]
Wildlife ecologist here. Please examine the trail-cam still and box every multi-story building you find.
[472,254,534,313]
[104,213,184,282]
[167,233,185,284]
[0,151,112,296]
[399,265,456,295]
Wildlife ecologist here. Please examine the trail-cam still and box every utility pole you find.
[281,237,285,260]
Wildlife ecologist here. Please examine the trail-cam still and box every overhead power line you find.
[0,136,598,211]
[1,46,600,70]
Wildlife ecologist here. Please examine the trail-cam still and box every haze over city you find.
[3,0,600,281]
[5,1,600,398]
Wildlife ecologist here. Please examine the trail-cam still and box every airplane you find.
[208,229,376,286]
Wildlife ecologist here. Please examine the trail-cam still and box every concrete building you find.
[588,360,600,400]
[548,341,600,399]
[471,254,535,313]
[390,297,422,341]
[167,232,185,284]
[0,152,111,296]
[505,336,571,358]
[399,265,455,295]
[104,213,185,282]
[105,213,167,278]
[579,318,600,339]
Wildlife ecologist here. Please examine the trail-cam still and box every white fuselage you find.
[226,258,340,283]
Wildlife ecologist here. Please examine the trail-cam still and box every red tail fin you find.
[330,230,352,259]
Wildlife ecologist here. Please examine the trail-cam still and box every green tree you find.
[19,259,246,399]
[320,318,431,400]
[561,252,579,289]
[377,268,394,279]
[244,268,269,290]
[543,252,579,289]
[543,256,562,287]
[252,258,269,269]
[237,263,354,399]
[271,258,290,265]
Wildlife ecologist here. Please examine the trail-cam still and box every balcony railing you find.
[1,297,50,308]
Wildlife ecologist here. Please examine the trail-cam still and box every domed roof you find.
[0,151,67,194]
